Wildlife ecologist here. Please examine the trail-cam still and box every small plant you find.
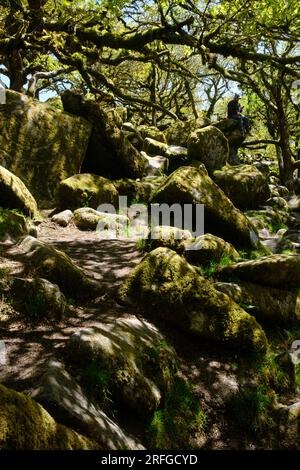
[22,291,47,321]
[227,384,275,434]
[201,254,235,278]
[147,376,207,449]
[238,247,271,260]
[135,237,148,252]
[80,360,114,413]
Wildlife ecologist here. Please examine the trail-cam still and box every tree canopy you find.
[1,0,300,184]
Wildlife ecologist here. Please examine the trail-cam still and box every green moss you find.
[0,90,92,202]
[147,376,207,449]
[24,239,98,298]
[246,210,289,234]
[227,384,276,434]
[0,208,28,240]
[0,384,99,449]
[201,253,236,278]
[120,247,268,354]
[238,245,272,260]
[80,360,114,413]
[58,173,119,210]
[258,352,294,394]
[152,166,259,249]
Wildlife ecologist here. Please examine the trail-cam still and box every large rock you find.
[213,119,247,165]
[215,281,300,326]
[52,210,73,227]
[58,173,119,210]
[10,277,68,321]
[138,125,167,143]
[73,207,129,233]
[0,384,98,449]
[19,236,99,298]
[66,316,178,419]
[165,117,209,147]
[0,90,91,203]
[213,165,270,209]
[146,225,192,252]
[30,360,143,450]
[119,248,267,354]
[218,254,300,288]
[142,152,169,176]
[113,178,154,204]
[122,122,143,150]
[188,126,229,174]
[0,165,38,217]
[143,138,168,156]
[165,146,189,174]
[0,209,30,240]
[152,166,259,249]
[183,233,240,265]
[61,91,147,179]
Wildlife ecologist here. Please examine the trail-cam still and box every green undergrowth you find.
[146,376,207,449]
[238,246,272,260]
[227,338,296,436]
[0,207,27,239]
[200,254,236,278]
[80,360,115,415]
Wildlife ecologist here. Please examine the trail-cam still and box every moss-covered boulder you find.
[143,137,168,156]
[142,153,169,176]
[58,173,119,210]
[213,119,247,165]
[215,281,300,326]
[146,225,192,252]
[19,236,99,298]
[122,122,143,150]
[61,91,147,179]
[73,207,129,233]
[10,277,68,321]
[119,248,267,354]
[52,210,73,227]
[66,315,178,419]
[0,90,91,203]
[0,384,99,449]
[138,125,167,143]
[30,360,144,450]
[165,117,209,147]
[0,209,29,240]
[245,209,291,233]
[183,233,240,265]
[0,165,38,217]
[152,166,259,249]
[188,126,229,174]
[113,178,154,203]
[213,165,270,210]
[218,254,300,289]
[165,145,189,174]
[266,196,290,212]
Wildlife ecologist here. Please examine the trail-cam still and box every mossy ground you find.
[147,376,207,449]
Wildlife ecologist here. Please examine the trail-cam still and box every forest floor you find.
[0,214,283,449]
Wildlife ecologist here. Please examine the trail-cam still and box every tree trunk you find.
[277,103,294,189]
[7,51,24,92]
[274,85,294,189]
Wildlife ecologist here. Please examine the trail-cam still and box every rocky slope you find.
[0,91,300,450]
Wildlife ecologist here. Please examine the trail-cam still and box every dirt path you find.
[0,218,144,393]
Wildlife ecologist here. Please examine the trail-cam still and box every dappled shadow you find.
[41,238,143,291]
[0,300,135,392]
